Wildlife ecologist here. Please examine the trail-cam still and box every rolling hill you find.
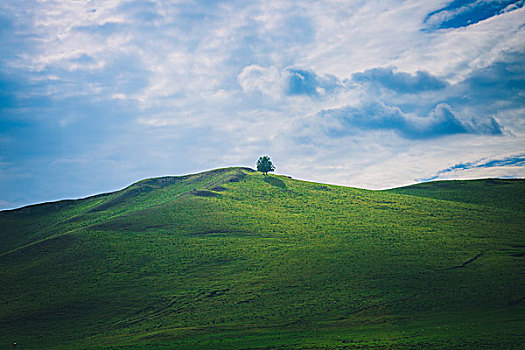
[1,167,524,349]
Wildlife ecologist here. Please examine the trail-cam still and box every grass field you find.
[1,167,524,349]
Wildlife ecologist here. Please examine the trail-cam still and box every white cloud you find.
[238,65,285,98]
[0,0,524,208]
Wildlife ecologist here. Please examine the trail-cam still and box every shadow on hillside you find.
[264,176,286,189]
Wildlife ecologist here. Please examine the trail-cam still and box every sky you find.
[1,0,524,210]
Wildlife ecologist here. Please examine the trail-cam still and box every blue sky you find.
[0,0,524,209]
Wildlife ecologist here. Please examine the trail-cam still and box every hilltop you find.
[1,168,524,349]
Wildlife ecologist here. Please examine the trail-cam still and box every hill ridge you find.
[0,167,254,214]
[2,166,523,214]
[0,167,524,349]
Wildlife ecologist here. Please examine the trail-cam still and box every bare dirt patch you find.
[447,252,483,269]
[191,190,220,197]
[507,296,525,306]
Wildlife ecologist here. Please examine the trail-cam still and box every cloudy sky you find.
[1,0,524,209]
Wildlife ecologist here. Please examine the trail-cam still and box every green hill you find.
[1,168,524,349]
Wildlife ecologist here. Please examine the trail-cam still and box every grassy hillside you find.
[0,168,524,349]
[390,178,524,210]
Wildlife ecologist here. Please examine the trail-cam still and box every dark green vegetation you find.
[257,155,275,175]
[1,168,524,349]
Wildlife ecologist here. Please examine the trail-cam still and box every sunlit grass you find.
[1,168,523,349]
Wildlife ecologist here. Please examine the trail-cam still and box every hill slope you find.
[1,168,524,349]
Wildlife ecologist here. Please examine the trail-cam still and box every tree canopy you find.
[256,156,275,175]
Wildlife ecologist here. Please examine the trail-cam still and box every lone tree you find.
[256,156,275,175]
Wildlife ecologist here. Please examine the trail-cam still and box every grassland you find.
[0,168,524,349]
